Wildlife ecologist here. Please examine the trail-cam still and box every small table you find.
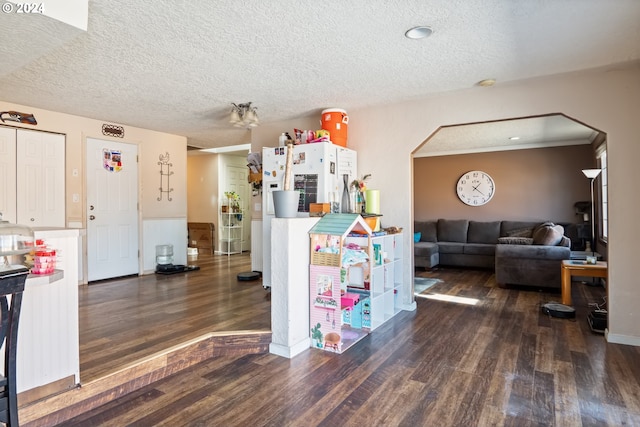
[561,260,607,306]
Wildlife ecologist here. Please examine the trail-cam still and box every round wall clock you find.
[456,170,495,206]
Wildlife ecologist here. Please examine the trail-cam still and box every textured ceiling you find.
[1,0,639,149]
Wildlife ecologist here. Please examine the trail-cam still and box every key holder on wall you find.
[157,152,174,201]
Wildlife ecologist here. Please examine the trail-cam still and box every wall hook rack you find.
[157,152,174,201]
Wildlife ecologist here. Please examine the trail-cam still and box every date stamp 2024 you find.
[2,3,45,14]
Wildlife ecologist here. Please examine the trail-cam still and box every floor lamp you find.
[541,168,602,318]
[582,168,601,257]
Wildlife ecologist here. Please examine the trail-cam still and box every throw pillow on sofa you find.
[415,221,437,242]
[506,227,534,238]
[532,223,564,246]
[414,232,421,243]
[497,237,534,245]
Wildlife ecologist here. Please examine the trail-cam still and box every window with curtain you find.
[596,145,608,242]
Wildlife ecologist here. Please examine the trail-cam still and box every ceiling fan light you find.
[229,108,241,124]
[229,102,260,128]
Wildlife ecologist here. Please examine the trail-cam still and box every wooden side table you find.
[560,260,607,306]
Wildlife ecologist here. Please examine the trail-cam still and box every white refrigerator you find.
[261,141,357,288]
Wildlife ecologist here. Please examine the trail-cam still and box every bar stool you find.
[0,267,28,427]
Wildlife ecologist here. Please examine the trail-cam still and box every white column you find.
[269,217,319,358]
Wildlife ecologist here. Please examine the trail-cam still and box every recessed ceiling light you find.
[405,26,433,39]
[477,79,496,87]
[509,136,520,140]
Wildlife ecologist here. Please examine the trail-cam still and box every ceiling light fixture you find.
[509,136,520,140]
[477,79,496,87]
[230,102,259,128]
[405,26,433,39]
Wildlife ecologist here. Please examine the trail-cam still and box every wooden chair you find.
[0,268,28,427]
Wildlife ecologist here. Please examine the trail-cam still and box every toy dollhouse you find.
[308,213,404,353]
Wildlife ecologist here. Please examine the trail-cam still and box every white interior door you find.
[86,138,139,282]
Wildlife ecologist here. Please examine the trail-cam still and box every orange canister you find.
[321,108,349,147]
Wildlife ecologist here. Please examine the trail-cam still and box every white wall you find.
[346,64,640,345]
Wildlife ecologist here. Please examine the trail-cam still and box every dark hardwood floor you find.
[69,264,640,426]
[79,252,270,383]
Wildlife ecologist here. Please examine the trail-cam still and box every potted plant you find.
[224,191,241,212]
[272,139,300,218]
[310,323,323,348]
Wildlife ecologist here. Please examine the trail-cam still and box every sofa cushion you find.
[467,221,501,244]
[500,221,540,238]
[532,223,565,246]
[437,219,469,243]
[495,244,570,261]
[463,243,496,256]
[497,237,534,245]
[437,242,465,254]
[414,221,437,242]
[414,241,438,257]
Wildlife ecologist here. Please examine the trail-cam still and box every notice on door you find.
[103,149,123,172]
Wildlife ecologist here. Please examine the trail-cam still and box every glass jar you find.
[0,220,35,271]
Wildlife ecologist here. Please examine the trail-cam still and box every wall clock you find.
[456,170,495,206]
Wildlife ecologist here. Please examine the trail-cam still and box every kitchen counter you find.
[16,228,80,401]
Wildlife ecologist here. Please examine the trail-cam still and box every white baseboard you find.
[605,329,640,347]
[269,339,311,359]
[400,301,417,312]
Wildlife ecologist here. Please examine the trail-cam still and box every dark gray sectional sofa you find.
[414,219,571,289]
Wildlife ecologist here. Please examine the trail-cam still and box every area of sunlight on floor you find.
[415,293,479,306]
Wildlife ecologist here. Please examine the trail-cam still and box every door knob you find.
[89,205,95,211]
[89,215,96,220]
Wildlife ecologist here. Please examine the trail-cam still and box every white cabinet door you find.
[16,129,66,227]
[0,127,17,223]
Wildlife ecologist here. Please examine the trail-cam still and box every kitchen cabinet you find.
[0,127,65,227]
[0,127,17,223]
[17,228,80,401]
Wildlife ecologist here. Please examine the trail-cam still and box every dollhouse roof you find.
[308,213,371,237]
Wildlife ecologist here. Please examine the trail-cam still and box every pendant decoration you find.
[0,111,37,125]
